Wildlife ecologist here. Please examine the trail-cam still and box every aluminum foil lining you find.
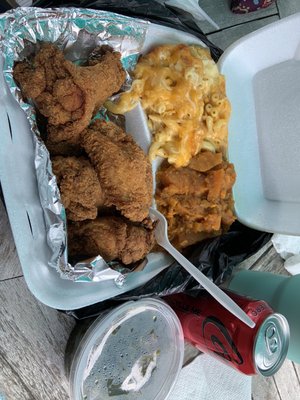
[0,7,149,283]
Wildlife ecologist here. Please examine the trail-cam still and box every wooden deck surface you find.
[1,1,300,399]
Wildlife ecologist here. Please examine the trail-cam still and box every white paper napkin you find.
[272,234,300,275]
[170,354,252,400]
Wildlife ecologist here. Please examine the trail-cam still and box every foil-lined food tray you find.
[0,7,206,308]
[0,6,150,283]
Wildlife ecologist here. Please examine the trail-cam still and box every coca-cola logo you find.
[202,316,243,365]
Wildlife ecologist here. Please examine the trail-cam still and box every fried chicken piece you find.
[81,120,153,222]
[52,156,103,221]
[46,138,83,156]
[13,43,126,147]
[68,216,155,265]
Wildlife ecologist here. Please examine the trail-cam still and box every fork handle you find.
[167,244,255,329]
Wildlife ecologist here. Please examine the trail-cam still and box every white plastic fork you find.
[149,207,255,329]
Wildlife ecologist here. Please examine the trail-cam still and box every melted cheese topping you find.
[106,44,231,168]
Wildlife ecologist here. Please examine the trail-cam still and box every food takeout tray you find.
[218,13,300,236]
[0,11,208,310]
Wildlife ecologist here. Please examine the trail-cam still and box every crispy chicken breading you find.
[81,120,153,222]
[14,43,155,266]
[68,216,155,265]
[46,138,83,157]
[51,156,103,221]
[13,43,126,147]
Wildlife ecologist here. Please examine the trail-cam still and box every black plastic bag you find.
[67,222,271,319]
[33,0,223,60]
[0,1,12,12]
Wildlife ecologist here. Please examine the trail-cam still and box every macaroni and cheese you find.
[106,44,231,167]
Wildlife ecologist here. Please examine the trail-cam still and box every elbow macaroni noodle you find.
[106,44,231,168]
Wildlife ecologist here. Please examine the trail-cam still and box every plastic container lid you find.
[69,298,184,400]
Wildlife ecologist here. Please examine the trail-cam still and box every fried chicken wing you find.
[13,43,126,147]
[46,138,83,156]
[68,216,155,265]
[52,156,103,221]
[81,120,153,222]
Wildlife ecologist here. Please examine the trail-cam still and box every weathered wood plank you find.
[236,240,273,271]
[183,341,201,367]
[0,200,23,280]
[273,359,300,400]
[253,359,300,400]
[277,0,300,18]
[207,15,279,50]
[0,277,75,400]
[198,0,278,34]
[250,245,288,275]
[252,374,280,400]
[0,354,36,400]
[292,362,300,385]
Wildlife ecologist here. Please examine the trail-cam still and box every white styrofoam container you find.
[219,13,300,236]
[0,22,207,310]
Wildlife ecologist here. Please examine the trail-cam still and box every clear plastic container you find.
[69,298,184,400]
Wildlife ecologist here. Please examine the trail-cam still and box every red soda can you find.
[164,290,289,376]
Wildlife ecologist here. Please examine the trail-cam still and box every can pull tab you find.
[265,324,279,355]
[255,314,289,376]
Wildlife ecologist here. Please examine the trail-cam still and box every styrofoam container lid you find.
[218,13,300,235]
[69,298,184,400]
